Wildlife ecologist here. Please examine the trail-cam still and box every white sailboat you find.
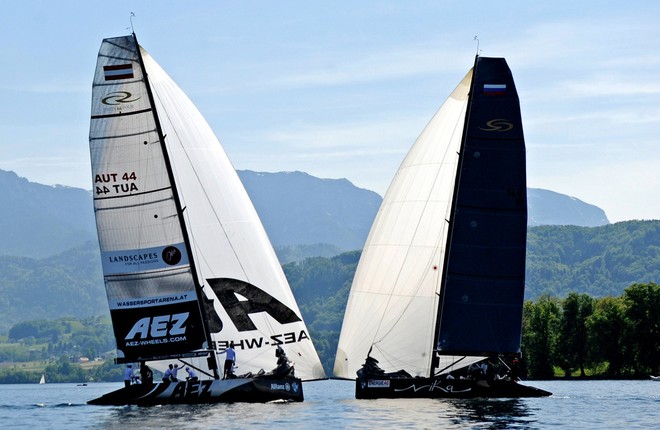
[39,374,45,385]
[334,56,550,398]
[87,34,325,406]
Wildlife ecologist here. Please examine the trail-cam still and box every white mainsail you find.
[90,35,325,381]
[140,47,325,380]
[334,70,484,379]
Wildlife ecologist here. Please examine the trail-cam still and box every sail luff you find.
[132,33,220,378]
[430,55,481,376]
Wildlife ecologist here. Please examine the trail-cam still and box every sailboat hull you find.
[88,377,304,406]
[355,377,551,399]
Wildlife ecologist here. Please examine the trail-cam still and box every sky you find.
[0,1,658,223]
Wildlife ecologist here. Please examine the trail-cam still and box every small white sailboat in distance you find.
[39,374,45,385]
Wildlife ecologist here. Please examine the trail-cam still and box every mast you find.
[132,33,220,379]
[429,55,480,377]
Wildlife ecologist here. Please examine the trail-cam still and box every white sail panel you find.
[334,70,475,378]
[140,49,326,380]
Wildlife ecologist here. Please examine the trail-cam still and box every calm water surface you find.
[0,379,657,429]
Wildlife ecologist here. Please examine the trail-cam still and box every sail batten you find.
[91,108,152,119]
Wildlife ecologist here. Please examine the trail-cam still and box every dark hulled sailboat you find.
[334,57,551,399]
[87,34,325,406]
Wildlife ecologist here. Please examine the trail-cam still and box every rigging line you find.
[371,98,469,346]
[129,12,135,33]
[372,344,418,372]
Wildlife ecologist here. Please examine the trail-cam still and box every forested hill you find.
[526,220,659,297]
[287,221,659,372]
[0,221,657,374]
[0,170,96,258]
[237,170,381,251]
[0,242,106,334]
[0,220,656,335]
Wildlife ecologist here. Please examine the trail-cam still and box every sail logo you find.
[479,119,513,132]
[101,91,141,105]
[167,380,213,401]
[207,278,302,332]
[102,244,189,275]
[270,383,290,391]
[125,312,189,340]
[162,246,182,265]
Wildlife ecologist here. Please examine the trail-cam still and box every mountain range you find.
[0,168,656,336]
[0,168,609,260]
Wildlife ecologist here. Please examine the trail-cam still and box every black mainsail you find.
[434,57,527,360]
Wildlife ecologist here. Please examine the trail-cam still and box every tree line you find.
[521,282,658,379]
[0,283,657,382]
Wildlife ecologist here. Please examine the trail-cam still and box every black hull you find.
[356,377,551,399]
[88,377,303,406]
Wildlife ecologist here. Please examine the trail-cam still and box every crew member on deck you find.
[172,363,179,381]
[163,364,174,382]
[185,367,198,382]
[219,342,236,379]
[124,364,133,388]
[140,361,153,385]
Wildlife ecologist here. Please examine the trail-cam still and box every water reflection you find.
[91,384,537,429]
[5,380,658,429]
[443,398,535,429]
[93,401,303,429]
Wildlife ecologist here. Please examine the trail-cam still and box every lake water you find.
[0,380,657,429]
